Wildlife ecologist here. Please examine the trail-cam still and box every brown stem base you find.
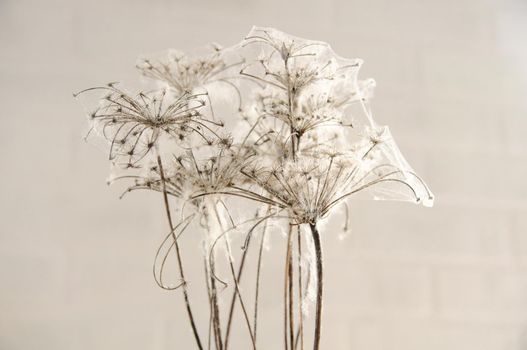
[309,223,323,350]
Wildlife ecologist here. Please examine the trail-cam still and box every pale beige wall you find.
[1,0,527,349]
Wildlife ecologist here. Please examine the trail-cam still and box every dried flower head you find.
[75,83,223,168]
[235,141,431,225]
[137,45,227,93]
[237,27,370,164]
[125,144,254,203]
[253,89,348,139]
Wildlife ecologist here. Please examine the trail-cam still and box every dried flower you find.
[126,144,254,203]
[137,45,229,93]
[75,83,222,168]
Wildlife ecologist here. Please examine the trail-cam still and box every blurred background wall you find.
[1,0,527,349]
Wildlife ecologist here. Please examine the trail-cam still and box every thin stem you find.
[203,209,223,350]
[309,222,323,350]
[156,155,203,350]
[253,213,269,344]
[211,205,257,350]
[284,225,292,350]
[210,257,223,350]
[224,243,258,350]
[296,226,305,350]
[224,219,253,348]
[204,258,213,350]
[284,57,296,161]
[288,225,295,350]
[152,214,194,291]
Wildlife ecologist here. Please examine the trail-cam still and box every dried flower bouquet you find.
[76,26,433,350]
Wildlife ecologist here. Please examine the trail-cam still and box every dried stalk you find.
[204,259,214,350]
[296,226,305,350]
[253,213,269,344]
[288,225,295,350]
[211,205,257,350]
[209,257,223,350]
[284,224,293,350]
[223,222,252,348]
[157,155,203,350]
[309,222,323,350]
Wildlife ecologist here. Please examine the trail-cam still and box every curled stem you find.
[157,155,203,350]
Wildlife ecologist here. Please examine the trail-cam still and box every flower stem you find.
[309,222,323,350]
[288,226,295,350]
[284,56,296,161]
[253,216,268,344]
[203,259,213,350]
[284,224,293,350]
[296,226,305,350]
[224,226,251,348]
[157,155,203,350]
[210,258,223,350]
[211,204,257,350]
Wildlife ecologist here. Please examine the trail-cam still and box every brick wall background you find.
[1,0,526,349]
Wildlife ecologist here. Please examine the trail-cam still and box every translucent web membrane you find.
[229,26,434,209]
